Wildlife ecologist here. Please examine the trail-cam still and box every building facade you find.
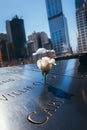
[28,32,41,52]
[45,0,70,55]
[28,31,52,52]
[0,33,15,61]
[0,33,8,61]
[75,0,85,9]
[6,15,27,59]
[76,0,87,53]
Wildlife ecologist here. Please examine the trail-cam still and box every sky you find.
[0,0,77,52]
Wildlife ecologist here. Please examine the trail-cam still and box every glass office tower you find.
[45,0,70,55]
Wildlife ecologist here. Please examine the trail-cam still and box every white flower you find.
[32,48,56,58]
[33,48,47,56]
[37,57,56,74]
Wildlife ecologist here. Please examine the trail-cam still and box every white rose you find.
[37,57,56,74]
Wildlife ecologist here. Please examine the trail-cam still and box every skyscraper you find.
[6,15,27,59]
[75,0,87,53]
[75,0,85,10]
[28,31,51,51]
[45,0,70,55]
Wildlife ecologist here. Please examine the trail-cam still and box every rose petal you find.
[49,59,56,65]
[37,59,42,69]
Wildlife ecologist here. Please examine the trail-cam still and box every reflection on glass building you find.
[6,15,27,59]
[45,0,70,55]
[75,0,87,53]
